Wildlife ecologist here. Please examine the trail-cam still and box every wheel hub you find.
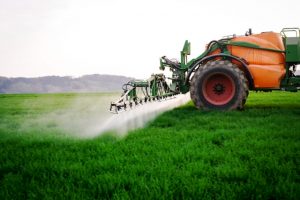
[213,83,225,95]
[202,72,236,106]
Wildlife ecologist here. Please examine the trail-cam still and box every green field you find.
[0,92,299,199]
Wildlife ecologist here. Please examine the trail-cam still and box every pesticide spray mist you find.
[91,93,191,138]
[35,93,190,138]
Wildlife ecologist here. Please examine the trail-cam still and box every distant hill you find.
[0,74,133,94]
[1,71,299,94]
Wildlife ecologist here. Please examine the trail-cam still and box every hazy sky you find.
[0,0,299,78]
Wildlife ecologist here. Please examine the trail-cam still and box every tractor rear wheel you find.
[190,60,248,110]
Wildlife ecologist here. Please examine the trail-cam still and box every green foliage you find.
[0,92,300,199]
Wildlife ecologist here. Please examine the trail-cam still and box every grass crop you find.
[0,92,299,199]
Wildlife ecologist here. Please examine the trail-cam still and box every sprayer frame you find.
[160,28,300,93]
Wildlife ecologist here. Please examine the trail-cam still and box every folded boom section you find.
[109,74,178,113]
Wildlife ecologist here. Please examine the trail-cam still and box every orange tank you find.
[229,32,286,89]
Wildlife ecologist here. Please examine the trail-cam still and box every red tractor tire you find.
[190,60,248,110]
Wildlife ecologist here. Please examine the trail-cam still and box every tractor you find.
[110,28,300,113]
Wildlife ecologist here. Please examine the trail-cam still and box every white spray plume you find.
[90,93,191,138]
[33,93,191,139]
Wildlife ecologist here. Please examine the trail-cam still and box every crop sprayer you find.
[109,28,300,113]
